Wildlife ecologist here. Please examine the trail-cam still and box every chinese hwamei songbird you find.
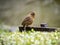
[21,12,35,31]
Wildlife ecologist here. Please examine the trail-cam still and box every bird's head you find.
[30,12,35,18]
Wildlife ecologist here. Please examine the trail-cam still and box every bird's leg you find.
[26,25,29,27]
[23,25,26,31]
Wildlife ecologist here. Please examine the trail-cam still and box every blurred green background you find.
[0,0,60,28]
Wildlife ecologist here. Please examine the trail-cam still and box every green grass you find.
[0,29,60,45]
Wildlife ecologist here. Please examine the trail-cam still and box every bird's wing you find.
[22,17,31,23]
[24,17,31,21]
[22,16,32,25]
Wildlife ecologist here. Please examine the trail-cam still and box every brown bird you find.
[21,12,35,30]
